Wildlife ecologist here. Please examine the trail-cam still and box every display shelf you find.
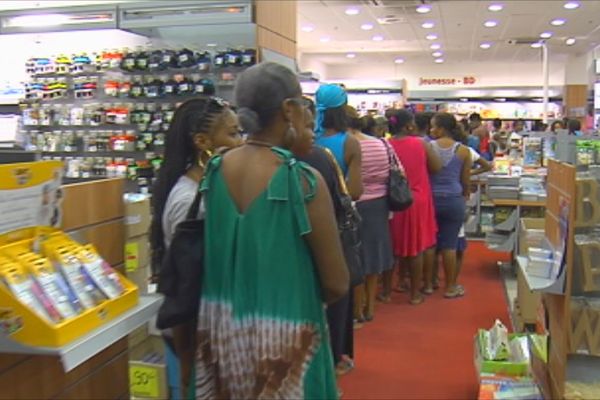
[486,231,516,252]
[42,150,157,158]
[494,208,519,232]
[0,295,162,372]
[465,214,479,234]
[516,256,566,294]
[566,354,600,384]
[492,199,546,207]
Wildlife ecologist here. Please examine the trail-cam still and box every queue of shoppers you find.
[150,62,476,399]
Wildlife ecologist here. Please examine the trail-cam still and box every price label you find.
[129,365,160,398]
[125,241,139,272]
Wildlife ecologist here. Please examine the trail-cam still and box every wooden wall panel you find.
[563,84,588,119]
[255,0,297,59]
[257,26,296,59]
[61,178,124,231]
[68,220,124,266]
[0,339,128,400]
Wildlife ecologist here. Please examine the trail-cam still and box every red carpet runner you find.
[339,242,512,400]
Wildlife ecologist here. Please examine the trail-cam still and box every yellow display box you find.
[0,228,139,348]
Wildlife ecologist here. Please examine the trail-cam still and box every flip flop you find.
[409,295,425,305]
[377,294,392,303]
[393,284,409,293]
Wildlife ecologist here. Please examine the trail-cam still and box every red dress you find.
[389,136,437,257]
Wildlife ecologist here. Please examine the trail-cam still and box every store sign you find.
[0,161,63,235]
[419,76,477,86]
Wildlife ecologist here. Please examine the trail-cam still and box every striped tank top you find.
[358,138,390,202]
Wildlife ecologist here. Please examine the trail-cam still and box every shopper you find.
[294,98,355,377]
[314,84,363,200]
[414,112,434,139]
[386,109,441,304]
[180,62,347,399]
[550,120,565,133]
[361,115,388,138]
[568,119,583,136]
[469,113,491,160]
[430,113,472,299]
[347,105,394,318]
[149,97,243,399]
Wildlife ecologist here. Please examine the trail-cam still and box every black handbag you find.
[381,139,413,212]
[323,149,364,287]
[156,188,204,330]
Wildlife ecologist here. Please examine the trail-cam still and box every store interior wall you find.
[303,56,567,91]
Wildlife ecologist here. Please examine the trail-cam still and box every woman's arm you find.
[423,140,443,174]
[344,135,364,200]
[173,321,196,395]
[305,169,350,304]
[471,157,492,175]
[458,145,473,198]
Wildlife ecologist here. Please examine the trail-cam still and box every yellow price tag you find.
[125,241,139,272]
[129,365,160,398]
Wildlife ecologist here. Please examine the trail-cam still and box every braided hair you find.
[150,97,229,275]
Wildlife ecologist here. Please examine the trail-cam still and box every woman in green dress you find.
[177,62,349,399]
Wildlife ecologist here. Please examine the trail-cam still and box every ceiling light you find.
[563,1,580,9]
[550,18,566,26]
[360,23,374,30]
[495,98,507,102]
[540,32,553,39]
[206,43,217,47]
[488,4,504,12]
[346,53,356,58]
[432,51,443,57]
[8,13,71,27]
[430,43,442,50]
[484,20,498,28]
[372,35,384,41]
[480,42,492,49]
[566,37,577,45]
[394,57,405,64]
[531,42,543,48]
[320,36,331,43]
[416,4,432,13]
[434,58,444,63]
[345,7,360,15]
[301,25,315,33]
[421,21,435,29]
[460,98,469,102]
[426,33,438,40]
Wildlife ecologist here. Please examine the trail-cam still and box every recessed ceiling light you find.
[372,35,384,41]
[434,58,444,63]
[345,7,360,15]
[563,1,580,9]
[432,51,443,57]
[495,98,507,102]
[460,98,469,102]
[301,25,315,33]
[394,57,405,64]
[320,36,331,43]
[430,43,442,50]
[206,43,217,47]
[360,23,374,30]
[550,18,566,26]
[488,4,504,12]
[566,37,577,45]
[346,53,356,58]
[540,32,553,39]
[426,33,438,40]
[484,20,498,27]
[480,42,492,49]
[416,4,432,13]
[531,42,543,48]
[421,21,435,29]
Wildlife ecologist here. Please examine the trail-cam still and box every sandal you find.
[377,293,391,303]
[444,285,465,299]
[421,287,434,296]
[393,283,409,293]
[336,359,354,376]
[353,319,365,330]
[409,294,425,305]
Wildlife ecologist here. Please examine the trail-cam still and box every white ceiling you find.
[297,0,600,66]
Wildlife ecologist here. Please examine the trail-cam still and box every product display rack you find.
[18,50,254,191]
[516,160,600,398]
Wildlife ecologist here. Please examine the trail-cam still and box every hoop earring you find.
[197,149,213,169]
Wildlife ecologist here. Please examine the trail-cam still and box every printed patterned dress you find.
[194,147,338,400]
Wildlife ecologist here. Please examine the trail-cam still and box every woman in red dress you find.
[387,109,441,304]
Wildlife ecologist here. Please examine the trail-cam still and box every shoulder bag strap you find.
[323,147,350,196]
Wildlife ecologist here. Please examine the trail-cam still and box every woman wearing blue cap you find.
[314,84,363,201]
